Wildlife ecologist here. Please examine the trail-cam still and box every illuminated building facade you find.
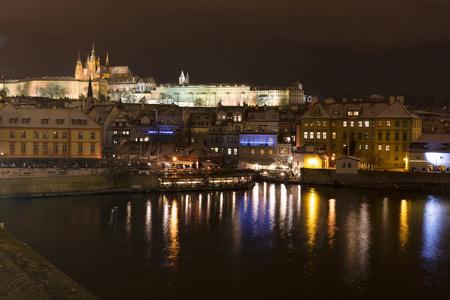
[406,133,450,171]
[238,132,277,169]
[75,42,132,80]
[300,96,422,170]
[0,104,102,159]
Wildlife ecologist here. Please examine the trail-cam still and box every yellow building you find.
[300,97,422,170]
[0,104,102,159]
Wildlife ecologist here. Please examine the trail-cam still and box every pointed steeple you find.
[179,71,185,84]
[77,51,81,62]
[185,72,190,84]
[106,52,109,67]
[90,41,96,60]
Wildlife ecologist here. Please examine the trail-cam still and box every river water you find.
[1,183,450,299]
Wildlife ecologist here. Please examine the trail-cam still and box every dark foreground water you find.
[1,183,450,299]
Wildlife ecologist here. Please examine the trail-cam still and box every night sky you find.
[1,0,450,98]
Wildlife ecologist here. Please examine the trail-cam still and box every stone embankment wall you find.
[0,174,159,197]
[300,168,450,192]
[0,227,98,299]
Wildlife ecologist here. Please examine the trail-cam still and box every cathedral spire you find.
[106,52,109,67]
[77,51,81,62]
[90,41,96,60]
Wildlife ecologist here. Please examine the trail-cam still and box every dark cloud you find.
[1,0,450,96]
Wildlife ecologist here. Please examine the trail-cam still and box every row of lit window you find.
[10,131,95,140]
[303,131,327,140]
[242,148,274,155]
[113,130,130,136]
[9,144,95,153]
[304,120,410,128]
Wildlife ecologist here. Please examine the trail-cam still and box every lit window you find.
[386,121,391,127]
[378,121,383,127]
[386,145,390,152]
[358,144,362,150]
[358,121,362,127]
[364,144,369,150]
[343,121,347,127]
[78,132,83,139]
[228,148,232,155]
[332,132,336,139]
[43,131,48,139]
[234,148,238,155]
[260,149,264,155]
[350,121,354,127]
[251,149,255,155]
[269,150,273,155]
[322,132,327,139]
[54,131,58,139]
[365,121,370,127]
[378,145,382,151]
[317,132,321,140]
[310,132,314,139]
[43,144,47,152]
[304,132,308,139]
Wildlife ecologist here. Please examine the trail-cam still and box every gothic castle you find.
[75,42,132,80]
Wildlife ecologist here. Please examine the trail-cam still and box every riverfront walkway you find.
[0,226,97,299]
[0,167,105,178]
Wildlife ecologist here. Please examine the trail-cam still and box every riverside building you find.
[0,104,102,162]
[300,96,422,170]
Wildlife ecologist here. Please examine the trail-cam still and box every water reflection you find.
[168,200,179,270]
[306,189,318,247]
[328,199,337,248]
[422,196,446,274]
[399,199,409,251]
[145,200,152,246]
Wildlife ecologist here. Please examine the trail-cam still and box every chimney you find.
[389,96,396,105]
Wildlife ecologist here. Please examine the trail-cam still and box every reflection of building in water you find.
[306,189,318,247]
[422,196,445,265]
[328,199,337,248]
[399,199,409,251]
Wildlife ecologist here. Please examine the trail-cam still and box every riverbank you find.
[0,226,97,299]
[300,168,450,192]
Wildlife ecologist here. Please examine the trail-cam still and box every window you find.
[342,163,346,168]
[21,144,26,152]
[228,148,232,155]
[395,132,399,140]
[386,145,390,152]
[43,144,47,152]
[62,132,67,139]
[304,132,308,139]
[394,156,399,161]
[260,149,265,155]
[43,131,48,139]
[358,144,362,150]
[78,145,83,153]
[238,116,242,122]
[378,132,382,140]
[53,131,58,139]
[402,133,407,141]
[378,121,383,127]
[34,144,38,152]
[21,131,25,138]
[54,145,58,153]
[304,122,309,127]
[316,132,321,140]
[386,121,391,127]
[358,121,363,127]
[395,146,399,152]
[378,144,382,151]
[365,144,369,150]
[310,132,314,139]
[91,145,95,152]
[322,132,327,139]
[316,121,321,127]
[403,121,407,127]
[57,119,64,125]
[234,148,238,155]
[395,121,400,127]
[343,132,347,139]
[332,132,337,139]
[343,121,347,127]
[41,119,48,124]
[34,132,38,139]
[10,144,14,153]
[123,131,129,136]
[365,132,369,140]
[365,121,370,127]
[323,121,327,127]
[78,132,83,139]
[9,131,14,138]
[269,150,273,155]
[62,145,67,152]
[350,121,354,127]
[358,132,362,140]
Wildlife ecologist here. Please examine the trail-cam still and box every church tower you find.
[75,51,83,79]
[179,71,185,84]
[185,72,190,84]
